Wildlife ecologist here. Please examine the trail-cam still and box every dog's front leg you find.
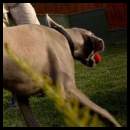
[16,95,40,127]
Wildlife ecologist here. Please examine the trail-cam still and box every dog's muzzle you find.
[80,57,95,67]
[86,58,95,67]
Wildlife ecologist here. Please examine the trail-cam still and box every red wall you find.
[104,3,127,30]
[33,3,127,30]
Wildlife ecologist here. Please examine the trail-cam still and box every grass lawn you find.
[3,41,127,127]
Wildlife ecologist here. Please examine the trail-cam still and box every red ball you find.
[94,53,102,63]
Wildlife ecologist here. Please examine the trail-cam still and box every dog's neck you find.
[50,26,75,58]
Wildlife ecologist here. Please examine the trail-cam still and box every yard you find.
[3,41,127,127]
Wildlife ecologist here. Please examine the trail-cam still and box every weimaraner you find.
[3,14,121,127]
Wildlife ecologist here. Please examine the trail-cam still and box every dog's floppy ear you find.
[45,14,75,56]
[45,14,63,29]
[45,14,52,27]
[82,34,105,53]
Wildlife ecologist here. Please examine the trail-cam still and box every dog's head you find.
[45,14,104,67]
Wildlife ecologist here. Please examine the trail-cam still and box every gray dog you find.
[3,14,120,127]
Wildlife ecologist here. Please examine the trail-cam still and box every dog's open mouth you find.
[83,52,102,67]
